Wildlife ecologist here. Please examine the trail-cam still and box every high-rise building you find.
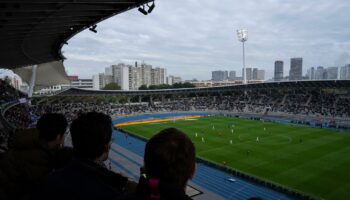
[340,64,350,80]
[109,62,169,90]
[224,71,229,80]
[112,63,124,83]
[160,68,166,84]
[326,67,338,80]
[274,61,283,81]
[257,70,265,80]
[309,66,338,80]
[252,68,258,80]
[92,74,101,90]
[315,66,326,80]
[229,71,236,81]
[151,68,160,85]
[105,66,113,76]
[242,68,252,80]
[212,71,228,81]
[11,74,22,90]
[289,58,303,81]
[311,67,315,80]
[93,73,113,90]
[129,66,142,90]
[307,67,315,80]
[141,63,152,86]
[167,76,174,85]
[120,66,129,90]
[105,75,113,86]
[212,71,220,81]
[112,63,129,90]
[247,68,252,80]
[151,67,166,85]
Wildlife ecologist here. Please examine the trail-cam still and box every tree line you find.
[102,82,196,90]
[138,82,195,90]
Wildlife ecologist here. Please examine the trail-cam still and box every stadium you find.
[1,1,350,200]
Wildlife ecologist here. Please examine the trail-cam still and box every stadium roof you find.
[0,0,152,69]
[54,80,350,97]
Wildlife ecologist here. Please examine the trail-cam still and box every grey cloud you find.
[63,0,350,80]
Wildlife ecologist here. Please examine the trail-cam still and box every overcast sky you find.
[62,0,350,80]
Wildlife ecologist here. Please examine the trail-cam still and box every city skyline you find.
[61,0,350,80]
[1,60,349,94]
[2,59,350,85]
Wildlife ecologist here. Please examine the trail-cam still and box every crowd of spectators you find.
[149,93,350,118]
[2,95,350,133]
[0,79,25,105]
[3,104,32,128]
[0,80,27,151]
[30,103,152,123]
[1,77,350,131]
[1,112,195,200]
[23,91,350,127]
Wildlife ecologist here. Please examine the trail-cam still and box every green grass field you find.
[120,116,350,200]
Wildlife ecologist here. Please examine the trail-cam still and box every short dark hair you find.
[144,128,195,188]
[70,112,112,159]
[36,113,67,141]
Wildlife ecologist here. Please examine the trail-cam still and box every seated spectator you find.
[36,112,134,200]
[124,128,196,200]
[0,113,69,200]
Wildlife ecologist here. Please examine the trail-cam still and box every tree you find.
[139,85,148,90]
[103,82,121,90]
[157,84,172,89]
[139,83,195,90]
[4,76,11,85]
[182,82,196,88]
[173,82,195,88]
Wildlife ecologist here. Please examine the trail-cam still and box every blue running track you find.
[112,113,294,200]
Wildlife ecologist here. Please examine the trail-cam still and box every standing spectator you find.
[123,128,196,200]
[36,112,135,200]
[0,113,69,200]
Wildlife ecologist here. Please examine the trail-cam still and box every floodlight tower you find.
[237,29,248,84]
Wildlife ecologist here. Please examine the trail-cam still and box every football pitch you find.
[119,116,350,200]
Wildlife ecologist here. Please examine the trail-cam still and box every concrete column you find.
[28,65,37,98]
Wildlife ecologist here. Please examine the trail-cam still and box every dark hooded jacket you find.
[35,158,132,200]
[0,128,72,200]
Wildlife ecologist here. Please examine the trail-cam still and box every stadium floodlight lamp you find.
[236,29,248,84]
[237,29,248,42]
[89,25,97,33]
[147,1,155,13]
[138,5,148,15]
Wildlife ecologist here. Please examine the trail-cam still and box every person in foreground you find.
[0,113,69,200]
[123,128,196,200]
[35,112,134,200]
